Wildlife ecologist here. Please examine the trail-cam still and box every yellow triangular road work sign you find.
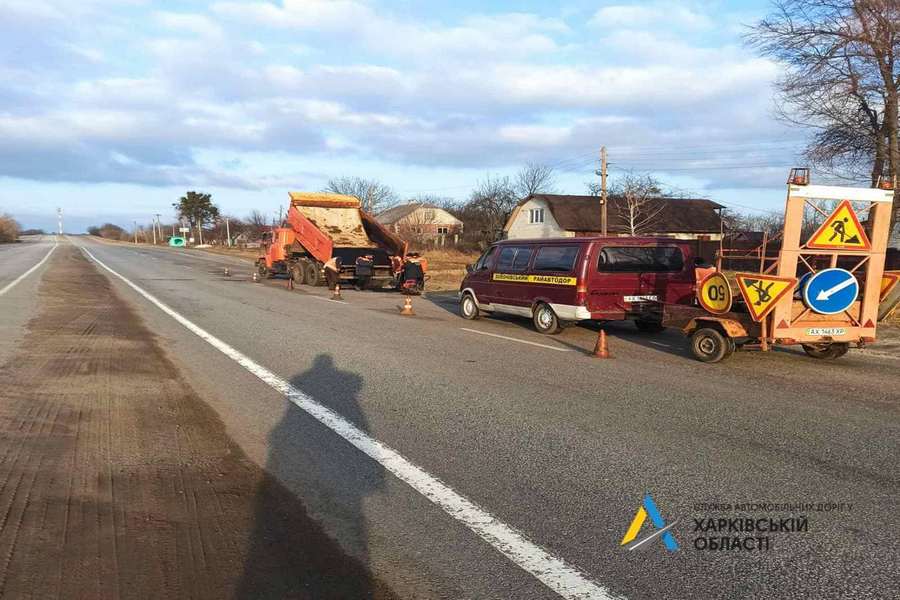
[882,272,900,301]
[806,200,871,250]
[735,273,797,321]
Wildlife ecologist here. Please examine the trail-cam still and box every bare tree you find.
[514,162,556,198]
[584,181,603,197]
[324,176,398,212]
[609,173,666,235]
[467,174,518,240]
[245,209,270,239]
[0,213,21,243]
[747,0,900,229]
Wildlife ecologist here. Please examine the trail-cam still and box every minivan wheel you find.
[533,303,562,335]
[690,328,732,363]
[459,293,480,320]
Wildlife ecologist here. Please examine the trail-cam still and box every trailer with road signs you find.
[664,169,895,363]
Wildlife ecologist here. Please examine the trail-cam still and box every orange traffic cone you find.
[252,271,259,283]
[287,275,294,290]
[332,283,343,301]
[399,295,414,316]
[592,329,611,359]
[223,267,231,277]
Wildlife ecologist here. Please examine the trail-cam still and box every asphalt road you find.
[0,235,56,365]
[4,236,900,599]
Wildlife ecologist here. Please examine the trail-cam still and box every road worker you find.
[324,256,342,290]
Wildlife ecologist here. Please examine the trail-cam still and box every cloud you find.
[589,4,713,31]
[0,0,793,193]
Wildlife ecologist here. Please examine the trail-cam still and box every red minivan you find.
[458,237,697,334]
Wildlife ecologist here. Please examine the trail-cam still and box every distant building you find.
[504,194,724,240]
[376,202,463,241]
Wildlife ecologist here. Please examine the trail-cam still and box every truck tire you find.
[691,327,732,363]
[290,264,305,286]
[459,293,479,320]
[305,261,323,286]
[532,303,562,335]
[256,263,270,279]
[802,342,849,359]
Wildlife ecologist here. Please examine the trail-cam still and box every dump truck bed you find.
[289,192,375,248]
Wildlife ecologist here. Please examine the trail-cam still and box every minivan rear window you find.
[533,245,579,272]
[597,246,684,272]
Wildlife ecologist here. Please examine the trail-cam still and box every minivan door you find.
[638,246,689,304]
[492,245,534,308]
[586,245,645,319]
[465,245,499,304]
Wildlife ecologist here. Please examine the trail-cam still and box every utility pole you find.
[133,221,138,244]
[155,214,162,243]
[225,217,231,247]
[151,217,157,245]
[57,207,63,237]
[600,146,608,236]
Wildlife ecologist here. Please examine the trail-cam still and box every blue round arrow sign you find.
[802,268,859,315]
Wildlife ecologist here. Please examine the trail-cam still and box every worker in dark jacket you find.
[324,256,342,290]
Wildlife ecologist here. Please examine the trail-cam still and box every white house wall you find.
[505,198,570,239]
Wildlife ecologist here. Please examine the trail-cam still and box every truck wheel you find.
[304,261,323,286]
[634,318,665,333]
[256,263,270,279]
[459,293,479,320]
[802,342,849,359]
[532,303,562,335]
[691,328,731,363]
[290,264,305,286]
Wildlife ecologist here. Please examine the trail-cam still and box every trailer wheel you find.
[290,264,305,286]
[532,303,562,335]
[691,327,732,363]
[304,261,323,286]
[802,342,849,359]
[459,293,479,320]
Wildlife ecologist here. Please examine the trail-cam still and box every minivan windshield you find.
[597,246,684,272]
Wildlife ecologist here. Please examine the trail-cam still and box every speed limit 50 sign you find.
[697,271,733,314]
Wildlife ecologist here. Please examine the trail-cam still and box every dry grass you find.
[423,248,480,292]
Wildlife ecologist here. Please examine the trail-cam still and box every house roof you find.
[512,194,724,234]
[376,202,461,225]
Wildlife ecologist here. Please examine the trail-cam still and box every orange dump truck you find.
[256,192,424,291]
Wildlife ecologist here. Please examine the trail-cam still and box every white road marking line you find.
[79,246,615,600]
[460,328,571,352]
[0,244,57,297]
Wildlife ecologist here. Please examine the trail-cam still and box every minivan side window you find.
[597,246,685,272]
[496,247,517,270]
[533,245,579,272]
[475,246,497,270]
[510,247,533,272]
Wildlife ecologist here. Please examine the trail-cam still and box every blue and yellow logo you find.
[620,494,679,551]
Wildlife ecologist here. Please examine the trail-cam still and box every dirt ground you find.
[0,245,396,599]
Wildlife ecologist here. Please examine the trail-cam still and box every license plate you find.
[624,295,658,303]
[806,327,846,336]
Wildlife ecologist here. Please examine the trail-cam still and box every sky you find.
[1,0,810,233]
